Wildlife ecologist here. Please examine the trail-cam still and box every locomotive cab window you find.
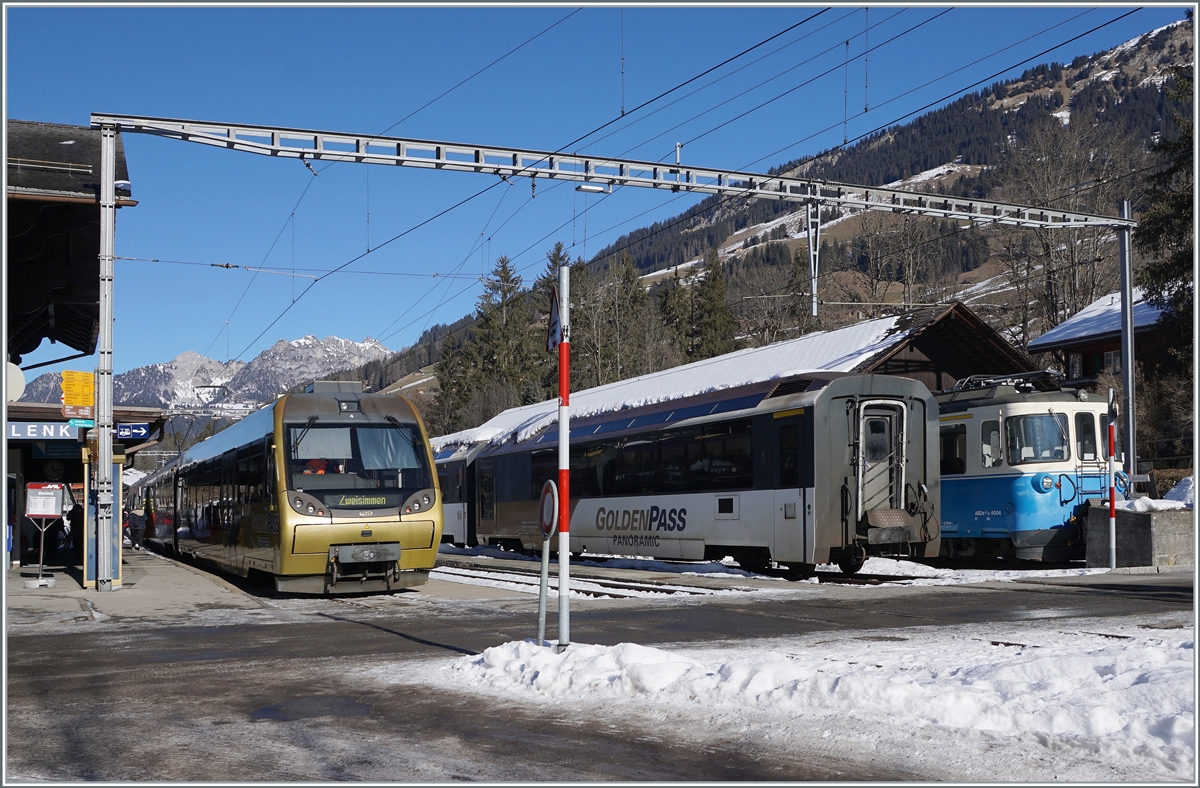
[286,423,431,510]
[1100,414,1121,458]
[1005,413,1070,466]
[981,419,1002,467]
[939,423,966,475]
[1075,413,1098,461]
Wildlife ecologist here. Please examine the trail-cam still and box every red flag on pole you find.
[546,286,562,354]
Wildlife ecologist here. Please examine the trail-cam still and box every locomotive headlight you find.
[307,503,316,514]
[1039,475,1054,491]
[422,494,431,506]
[294,498,303,508]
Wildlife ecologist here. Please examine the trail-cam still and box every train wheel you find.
[837,546,866,576]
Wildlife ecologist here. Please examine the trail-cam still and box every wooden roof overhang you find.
[857,302,1038,383]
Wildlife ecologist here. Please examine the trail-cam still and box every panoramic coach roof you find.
[431,301,1029,453]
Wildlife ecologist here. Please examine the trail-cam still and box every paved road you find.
[5,551,1192,781]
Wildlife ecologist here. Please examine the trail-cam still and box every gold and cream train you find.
[135,382,442,593]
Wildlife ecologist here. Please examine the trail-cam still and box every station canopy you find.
[7,119,134,364]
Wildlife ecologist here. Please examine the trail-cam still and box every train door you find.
[437,461,466,546]
[856,401,906,519]
[221,450,237,551]
[772,416,806,564]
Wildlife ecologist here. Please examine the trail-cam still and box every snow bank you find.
[1116,497,1192,512]
[444,621,1194,778]
[1165,476,1194,505]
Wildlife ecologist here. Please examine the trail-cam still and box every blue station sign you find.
[116,423,150,440]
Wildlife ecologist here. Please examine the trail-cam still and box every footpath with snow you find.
[411,479,1196,779]
[434,616,1193,781]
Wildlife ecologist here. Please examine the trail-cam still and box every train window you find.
[530,450,557,500]
[939,423,966,475]
[1005,414,1070,466]
[1100,414,1121,457]
[285,424,430,509]
[478,462,495,521]
[1075,413,1098,461]
[778,424,799,488]
[981,420,1002,467]
[864,418,890,463]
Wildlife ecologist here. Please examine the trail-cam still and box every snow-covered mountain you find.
[19,336,391,410]
[216,336,391,404]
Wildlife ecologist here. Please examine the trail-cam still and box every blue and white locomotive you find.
[936,372,1126,561]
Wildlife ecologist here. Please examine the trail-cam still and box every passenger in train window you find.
[303,458,329,475]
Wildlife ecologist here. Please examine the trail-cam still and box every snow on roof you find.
[432,315,907,450]
[1027,288,1163,351]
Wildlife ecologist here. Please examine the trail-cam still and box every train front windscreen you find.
[285,422,431,511]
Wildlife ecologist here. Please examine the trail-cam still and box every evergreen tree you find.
[606,253,652,378]
[471,254,537,402]
[658,268,691,355]
[1135,64,1193,375]
[689,249,737,359]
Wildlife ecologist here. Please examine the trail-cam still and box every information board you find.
[25,483,64,518]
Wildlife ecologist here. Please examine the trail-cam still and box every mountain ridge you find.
[19,335,391,410]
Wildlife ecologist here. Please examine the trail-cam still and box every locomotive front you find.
[276,388,442,592]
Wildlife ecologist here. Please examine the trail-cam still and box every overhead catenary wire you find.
[202,10,836,369]
[363,18,1170,387]
[171,6,1152,391]
[182,9,584,383]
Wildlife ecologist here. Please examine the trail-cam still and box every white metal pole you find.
[96,125,117,591]
[537,536,551,646]
[1108,389,1117,570]
[807,202,820,317]
[1117,199,1137,478]
[557,262,571,651]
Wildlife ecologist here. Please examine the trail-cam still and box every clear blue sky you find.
[5,3,1187,378]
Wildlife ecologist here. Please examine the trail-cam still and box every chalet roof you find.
[7,119,136,363]
[7,119,132,200]
[431,301,1032,450]
[1027,289,1164,353]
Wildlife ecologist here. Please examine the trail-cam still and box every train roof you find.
[936,372,1095,412]
[431,314,919,452]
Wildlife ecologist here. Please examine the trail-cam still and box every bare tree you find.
[1000,115,1146,333]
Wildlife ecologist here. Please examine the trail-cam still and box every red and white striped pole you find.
[1107,389,1117,569]
[557,262,571,650]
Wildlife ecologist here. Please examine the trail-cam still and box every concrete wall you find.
[1086,505,1194,568]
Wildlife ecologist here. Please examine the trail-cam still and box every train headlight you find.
[294,498,303,508]
[1038,475,1055,492]
[307,504,316,514]
[422,494,431,506]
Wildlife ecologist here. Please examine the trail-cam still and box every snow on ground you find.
[369,612,1194,782]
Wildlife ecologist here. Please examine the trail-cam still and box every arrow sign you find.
[116,423,150,440]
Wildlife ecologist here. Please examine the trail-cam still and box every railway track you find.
[434,556,928,593]
[431,563,725,599]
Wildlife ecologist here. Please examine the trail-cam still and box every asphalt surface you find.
[4,548,1194,781]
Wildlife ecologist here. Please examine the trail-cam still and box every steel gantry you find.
[86,113,1142,589]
